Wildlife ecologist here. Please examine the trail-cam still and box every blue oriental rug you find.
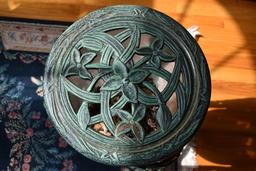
[0,19,119,171]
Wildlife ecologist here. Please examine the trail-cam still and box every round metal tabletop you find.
[43,5,211,167]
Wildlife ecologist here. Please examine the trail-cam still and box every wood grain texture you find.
[0,0,255,170]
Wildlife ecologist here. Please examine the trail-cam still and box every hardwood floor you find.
[1,0,255,170]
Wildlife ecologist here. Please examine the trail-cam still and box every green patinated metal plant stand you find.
[43,5,211,170]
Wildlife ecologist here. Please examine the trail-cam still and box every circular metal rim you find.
[43,5,211,166]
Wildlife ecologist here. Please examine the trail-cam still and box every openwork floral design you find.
[136,38,176,68]
[61,23,183,144]
[101,59,149,103]
[66,48,96,80]
[114,104,146,143]
[45,5,211,167]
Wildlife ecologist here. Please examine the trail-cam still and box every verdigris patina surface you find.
[43,5,211,167]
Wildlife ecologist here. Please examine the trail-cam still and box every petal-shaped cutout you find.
[132,123,145,143]
[133,104,146,122]
[122,82,137,103]
[115,122,131,137]
[101,75,122,91]
[135,47,153,55]
[128,69,149,84]
[113,109,132,121]
[65,65,78,76]
[81,52,96,65]
[79,67,92,80]
[156,104,172,131]
[158,52,176,62]
[152,38,164,50]
[151,56,161,68]
[113,59,128,78]
[77,102,90,131]
[72,48,81,64]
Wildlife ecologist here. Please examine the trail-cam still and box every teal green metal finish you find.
[43,5,211,167]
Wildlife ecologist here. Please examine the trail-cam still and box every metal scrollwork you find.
[44,5,211,166]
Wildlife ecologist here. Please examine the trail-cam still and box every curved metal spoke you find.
[115,28,132,42]
[101,91,115,135]
[87,33,124,57]
[89,114,102,125]
[61,76,101,103]
[86,71,111,92]
[122,26,141,63]
[137,62,181,105]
